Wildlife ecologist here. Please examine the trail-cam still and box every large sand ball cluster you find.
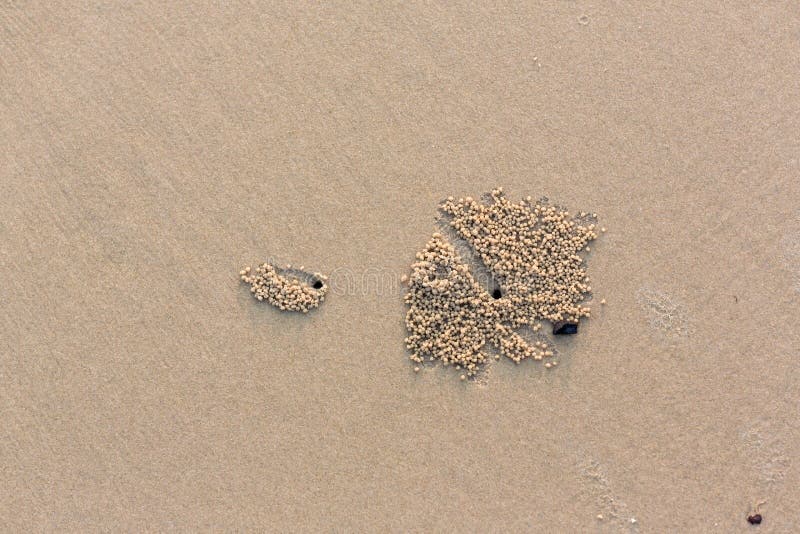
[240,263,328,313]
[404,235,548,377]
[440,188,598,324]
[405,188,600,378]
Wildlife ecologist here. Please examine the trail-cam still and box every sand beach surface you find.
[2,2,799,531]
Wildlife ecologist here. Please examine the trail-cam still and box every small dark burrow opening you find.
[491,288,502,299]
[313,280,323,289]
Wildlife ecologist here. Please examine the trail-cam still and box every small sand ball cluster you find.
[239,263,328,313]
[404,188,601,379]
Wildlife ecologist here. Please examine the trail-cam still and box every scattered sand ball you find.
[405,189,600,378]
[240,263,328,313]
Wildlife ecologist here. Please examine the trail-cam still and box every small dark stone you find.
[312,280,323,289]
[747,514,762,525]
[553,321,578,335]
[492,288,502,299]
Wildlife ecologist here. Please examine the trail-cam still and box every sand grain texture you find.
[2,1,800,532]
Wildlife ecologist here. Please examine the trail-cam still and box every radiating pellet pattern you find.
[405,188,600,378]
[404,235,538,376]
[439,188,598,325]
[240,263,328,313]
[404,235,493,373]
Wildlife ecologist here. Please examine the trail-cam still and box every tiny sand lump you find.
[239,263,328,313]
[404,188,600,378]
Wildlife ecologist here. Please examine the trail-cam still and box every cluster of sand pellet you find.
[441,188,599,323]
[405,188,600,378]
[240,263,328,313]
[404,235,546,377]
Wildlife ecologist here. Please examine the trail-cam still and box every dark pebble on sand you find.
[553,322,578,335]
[747,514,762,525]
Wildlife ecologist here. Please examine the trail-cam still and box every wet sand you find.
[2,2,799,531]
